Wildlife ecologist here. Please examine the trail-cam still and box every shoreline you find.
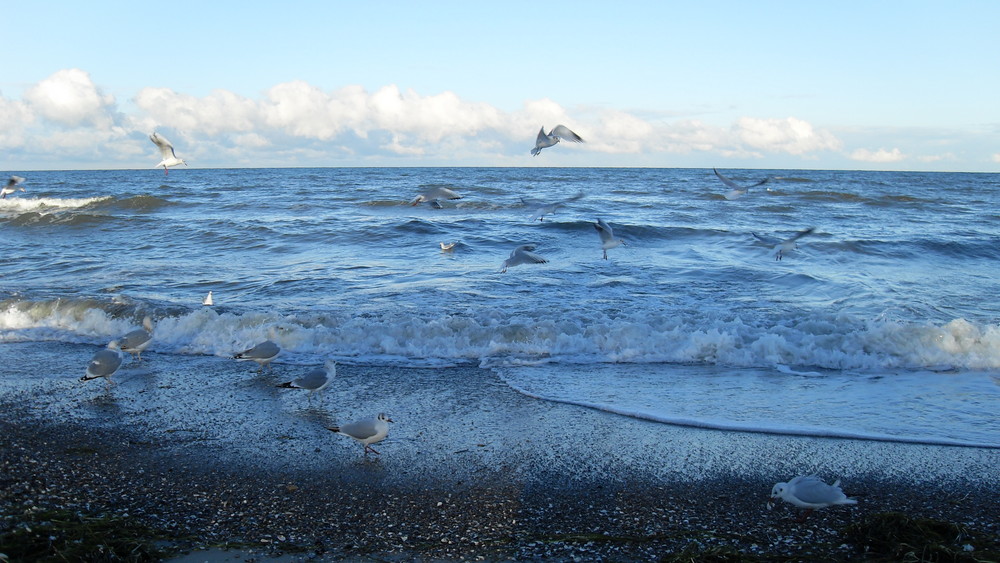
[1,342,999,560]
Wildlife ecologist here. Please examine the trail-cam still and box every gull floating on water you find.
[531,125,584,156]
[440,242,456,252]
[768,475,857,521]
[80,340,123,386]
[521,191,584,222]
[234,340,280,373]
[501,244,548,273]
[327,413,394,455]
[277,360,336,403]
[753,228,815,260]
[411,186,462,207]
[2,176,26,199]
[713,168,770,200]
[202,291,213,306]
[150,132,187,175]
[594,218,625,260]
[119,316,154,361]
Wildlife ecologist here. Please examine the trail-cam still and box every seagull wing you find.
[594,218,615,244]
[339,418,379,440]
[713,168,741,190]
[789,476,843,505]
[150,132,178,159]
[786,227,815,243]
[534,126,548,146]
[550,124,584,143]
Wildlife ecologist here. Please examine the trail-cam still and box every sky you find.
[2,1,999,172]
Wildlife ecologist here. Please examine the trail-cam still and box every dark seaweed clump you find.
[843,512,1000,562]
[0,508,178,562]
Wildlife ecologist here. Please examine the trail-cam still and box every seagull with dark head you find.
[1,176,26,199]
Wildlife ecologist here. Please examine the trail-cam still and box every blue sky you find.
[2,1,998,171]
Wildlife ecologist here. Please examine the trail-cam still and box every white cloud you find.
[23,69,117,128]
[849,147,906,163]
[3,69,851,167]
[734,117,842,155]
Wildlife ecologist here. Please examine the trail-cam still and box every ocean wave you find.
[3,297,999,371]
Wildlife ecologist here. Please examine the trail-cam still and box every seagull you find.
[150,132,187,175]
[1,176,26,199]
[202,291,214,306]
[411,186,461,206]
[531,125,584,156]
[594,218,625,259]
[768,475,857,521]
[753,228,815,260]
[713,168,770,200]
[440,242,456,252]
[521,191,584,222]
[119,316,154,361]
[80,341,124,386]
[327,413,393,455]
[234,340,281,373]
[277,360,336,403]
[501,244,548,273]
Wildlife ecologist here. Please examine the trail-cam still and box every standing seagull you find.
[753,228,815,261]
[119,316,154,361]
[594,218,625,260]
[1,176,26,199]
[80,341,124,387]
[277,360,336,403]
[327,413,394,455]
[713,168,770,200]
[531,125,584,156]
[234,340,281,373]
[202,291,214,306]
[411,186,462,207]
[768,475,857,521]
[150,132,187,175]
[501,244,548,273]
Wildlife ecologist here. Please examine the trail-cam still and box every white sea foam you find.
[0,196,112,215]
[3,299,1000,373]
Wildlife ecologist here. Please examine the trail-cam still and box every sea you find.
[1,167,998,449]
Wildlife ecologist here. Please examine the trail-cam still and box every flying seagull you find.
[411,186,462,207]
[594,218,625,260]
[713,168,770,200]
[2,176,26,199]
[521,191,584,222]
[150,132,187,175]
[501,244,548,273]
[768,475,857,521]
[531,125,584,156]
[327,413,394,455]
[753,228,815,260]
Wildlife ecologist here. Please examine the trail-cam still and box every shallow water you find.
[1,167,998,446]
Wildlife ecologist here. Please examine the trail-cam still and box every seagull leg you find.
[365,445,381,455]
[603,250,608,260]
[795,509,814,522]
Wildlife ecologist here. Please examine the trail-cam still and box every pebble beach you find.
[2,341,998,561]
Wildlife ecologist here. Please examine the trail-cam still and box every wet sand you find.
[2,341,998,561]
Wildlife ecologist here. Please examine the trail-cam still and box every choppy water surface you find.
[2,167,998,446]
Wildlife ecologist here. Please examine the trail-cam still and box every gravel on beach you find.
[1,344,998,561]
